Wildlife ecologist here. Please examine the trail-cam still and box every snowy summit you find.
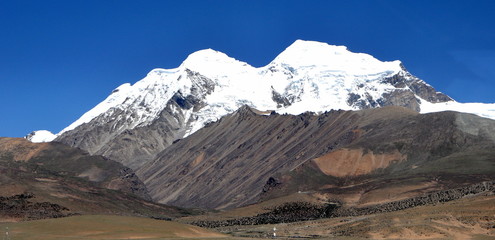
[29,40,495,143]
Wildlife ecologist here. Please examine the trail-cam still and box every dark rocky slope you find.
[138,106,370,209]
[137,106,495,210]
[55,103,188,170]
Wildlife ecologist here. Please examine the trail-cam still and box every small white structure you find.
[3,227,10,240]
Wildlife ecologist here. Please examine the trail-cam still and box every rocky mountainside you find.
[137,106,495,209]
[40,40,490,170]
[0,137,148,198]
[0,138,192,221]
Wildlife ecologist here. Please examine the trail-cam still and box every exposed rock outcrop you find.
[0,193,72,221]
[192,202,338,228]
[55,69,215,170]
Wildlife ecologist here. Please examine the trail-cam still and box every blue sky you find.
[1,0,494,137]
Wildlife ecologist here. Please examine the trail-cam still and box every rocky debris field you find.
[333,180,495,217]
[0,193,73,221]
[192,202,339,228]
[192,181,495,228]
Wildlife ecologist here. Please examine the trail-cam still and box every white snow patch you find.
[420,100,495,120]
[26,130,56,143]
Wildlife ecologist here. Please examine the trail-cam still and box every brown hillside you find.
[0,138,193,222]
[137,106,495,210]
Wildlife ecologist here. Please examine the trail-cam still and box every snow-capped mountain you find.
[32,40,495,169]
[25,130,56,143]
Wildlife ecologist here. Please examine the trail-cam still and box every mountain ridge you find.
[137,106,495,209]
[28,40,495,170]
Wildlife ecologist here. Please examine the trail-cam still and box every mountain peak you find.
[272,40,402,75]
[183,48,237,67]
[181,48,252,80]
[289,39,348,52]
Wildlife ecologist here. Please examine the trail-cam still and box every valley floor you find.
[0,215,228,240]
[1,194,494,240]
[213,194,495,239]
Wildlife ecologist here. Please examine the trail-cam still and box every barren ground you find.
[210,194,495,239]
